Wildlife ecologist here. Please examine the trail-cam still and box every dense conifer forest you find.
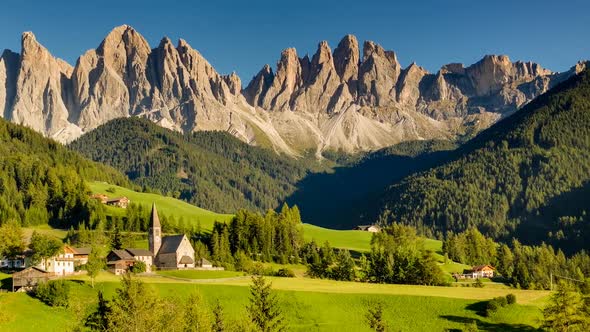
[69,118,316,213]
[377,69,590,253]
[0,119,129,228]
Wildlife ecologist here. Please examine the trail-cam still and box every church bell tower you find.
[148,202,162,256]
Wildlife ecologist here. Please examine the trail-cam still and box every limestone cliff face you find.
[245,35,578,153]
[0,27,585,155]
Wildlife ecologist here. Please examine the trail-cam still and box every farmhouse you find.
[37,245,76,276]
[11,267,51,292]
[354,225,381,233]
[71,247,91,266]
[149,203,196,269]
[125,248,154,272]
[471,264,494,278]
[106,196,130,208]
[106,250,136,275]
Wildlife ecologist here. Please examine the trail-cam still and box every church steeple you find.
[148,202,162,255]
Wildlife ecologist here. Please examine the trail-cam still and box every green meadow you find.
[0,272,548,332]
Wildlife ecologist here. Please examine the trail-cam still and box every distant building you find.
[197,258,213,269]
[12,267,51,292]
[71,247,91,266]
[37,246,76,276]
[106,197,130,209]
[354,225,381,233]
[1,255,26,270]
[90,193,109,204]
[471,265,494,278]
[125,248,154,272]
[149,203,196,269]
[106,250,136,275]
[453,264,495,280]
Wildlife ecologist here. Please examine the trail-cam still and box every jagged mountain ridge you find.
[0,25,585,155]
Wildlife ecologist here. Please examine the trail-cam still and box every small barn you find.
[12,267,51,292]
[106,197,130,209]
[197,258,213,269]
[106,250,135,275]
[354,225,381,233]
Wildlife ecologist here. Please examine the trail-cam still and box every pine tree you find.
[366,301,387,332]
[110,227,123,250]
[85,291,111,331]
[212,300,225,332]
[247,275,285,332]
[543,282,585,331]
[183,292,211,332]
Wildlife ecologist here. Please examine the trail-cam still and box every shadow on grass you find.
[440,315,541,332]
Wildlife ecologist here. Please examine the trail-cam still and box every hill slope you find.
[70,117,316,213]
[377,68,590,253]
[0,118,128,228]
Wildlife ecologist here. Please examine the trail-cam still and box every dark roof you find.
[158,235,186,254]
[107,197,128,203]
[72,247,91,255]
[109,249,134,261]
[150,202,161,229]
[126,248,154,257]
[179,255,194,264]
[12,266,49,277]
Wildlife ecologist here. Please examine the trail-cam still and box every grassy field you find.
[0,272,548,332]
[156,270,245,279]
[89,181,234,229]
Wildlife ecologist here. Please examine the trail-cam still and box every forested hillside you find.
[69,118,315,213]
[0,119,129,228]
[377,68,590,253]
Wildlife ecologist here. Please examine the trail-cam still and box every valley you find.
[0,7,589,331]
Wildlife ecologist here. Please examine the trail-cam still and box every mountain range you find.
[1,25,586,155]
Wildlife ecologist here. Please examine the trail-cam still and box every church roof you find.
[158,235,186,254]
[150,202,161,229]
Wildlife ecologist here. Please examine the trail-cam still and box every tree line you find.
[443,227,590,290]
[377,69,590,255]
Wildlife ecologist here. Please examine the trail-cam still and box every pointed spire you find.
[151,202,161,229]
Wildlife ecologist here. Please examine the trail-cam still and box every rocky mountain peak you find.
[333,34,360,83]
[0,26,584,156]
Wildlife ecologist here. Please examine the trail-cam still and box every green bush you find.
[131,261,147,274]
[473,278,484,288]
[275,268,295,278]
[506,293,516,304]
[34,280,70,307]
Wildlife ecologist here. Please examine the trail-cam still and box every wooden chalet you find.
[106,250,135,275]
[106,197,130,209]
[12,267,51,292]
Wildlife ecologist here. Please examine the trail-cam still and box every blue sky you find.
[1,0,588,81]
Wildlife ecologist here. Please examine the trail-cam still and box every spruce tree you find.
[247,275,285,332]
[543,282,585,331]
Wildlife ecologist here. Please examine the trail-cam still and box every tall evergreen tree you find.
[247,275,285,332]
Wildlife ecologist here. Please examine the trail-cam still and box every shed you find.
[11,267,51,292]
